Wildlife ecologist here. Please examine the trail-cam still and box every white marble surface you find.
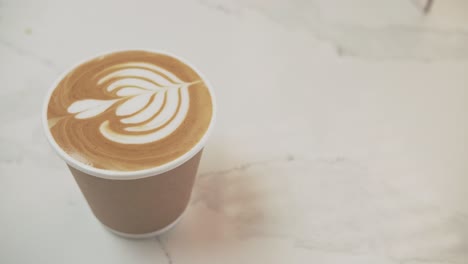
[1,0,468,263]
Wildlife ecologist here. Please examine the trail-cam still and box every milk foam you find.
[66,62,196,144]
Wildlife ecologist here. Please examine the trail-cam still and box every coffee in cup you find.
[43,50,215,238]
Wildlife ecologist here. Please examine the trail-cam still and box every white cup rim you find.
[42,49,216,180]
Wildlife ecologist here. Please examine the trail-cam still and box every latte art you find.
[46,51,213,171]
[66,62,198,144]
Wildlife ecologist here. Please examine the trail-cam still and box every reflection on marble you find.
[1,0,468,263]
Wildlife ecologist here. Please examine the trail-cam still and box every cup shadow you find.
[159,146,284,250]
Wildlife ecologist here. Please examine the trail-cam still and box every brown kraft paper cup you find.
[69,151,203,237]
[42,50,216,239]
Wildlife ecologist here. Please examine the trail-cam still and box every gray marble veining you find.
[1,0,468,263]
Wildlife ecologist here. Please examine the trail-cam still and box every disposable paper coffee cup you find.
[42,50,216,238]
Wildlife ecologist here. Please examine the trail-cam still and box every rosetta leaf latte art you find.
[47,51,213,171]
[66,62,199,144]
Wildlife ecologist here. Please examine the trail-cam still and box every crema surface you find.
[47,51,213,171]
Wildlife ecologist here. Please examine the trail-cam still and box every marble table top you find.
[1,0,468,263]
